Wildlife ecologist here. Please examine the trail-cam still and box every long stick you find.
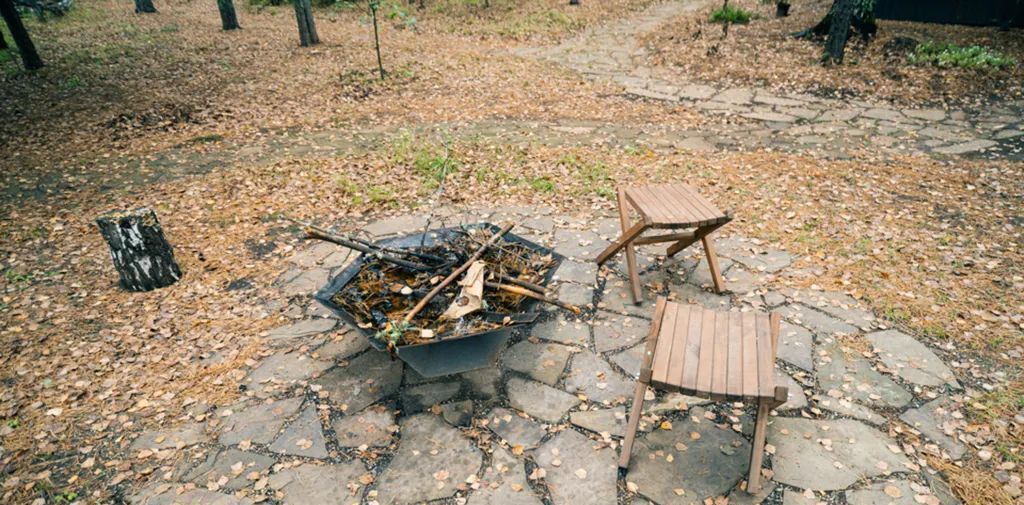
[484,282,581,315]
[404,223,515,323]
[370,1,385,80]
[285,217,430,271]
[495,274,546,294]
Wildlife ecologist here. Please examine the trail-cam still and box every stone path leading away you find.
[521,0,1024,160]
[128,206,975,505]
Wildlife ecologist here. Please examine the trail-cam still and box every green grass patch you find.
[367,184,396,204]
[709,5,752,24]
[391,134,459,191]
[188,134,225,144]
[908,42,1016,70]
[529,176,555,193]
[559,153,616,199]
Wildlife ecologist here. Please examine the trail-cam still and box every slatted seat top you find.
[647,302,780,402]
[623,183,730,228]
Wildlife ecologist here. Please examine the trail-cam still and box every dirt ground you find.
[0,1,1022,504]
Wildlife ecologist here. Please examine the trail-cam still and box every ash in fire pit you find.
[310,222,570,377]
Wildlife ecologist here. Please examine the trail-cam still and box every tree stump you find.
[96,208,182,292]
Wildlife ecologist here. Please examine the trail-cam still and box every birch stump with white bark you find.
[96,208,182,291]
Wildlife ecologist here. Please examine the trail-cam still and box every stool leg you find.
[618,379,648,470]
[701,232,726,294]
[617,189,642,304]
[747,398,771,493]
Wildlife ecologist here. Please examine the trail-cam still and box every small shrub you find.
[908,42,1016,70]
[709,5,751,24]
[384,1,417,30]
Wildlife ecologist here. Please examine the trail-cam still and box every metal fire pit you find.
[314,223,564,378]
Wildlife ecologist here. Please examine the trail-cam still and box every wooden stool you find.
[619,298,786,494]
[595,184,731,303]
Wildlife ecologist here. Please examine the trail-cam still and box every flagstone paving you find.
[126,206,969,505]
[520,0,1024,161]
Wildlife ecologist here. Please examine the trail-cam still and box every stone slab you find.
[593,313,650,353]
[269,462,370,505]
[536,429,618,505]
[401,381,461,412]
[899,396,967,460]
[570,407,627,437]
[218,397,304,446]
[847,479,919,505]
[314,350,403,413]
[531,315,591,345]
[507,377,580,423]
[627,417,750,503]
[563,350,632,405]
[333,406,397,448]
[183,448,275,491]
[488,407,547,450]
[131,423,210,451]
[769,417,911,490]
[777,322,814,372]
[816,339,912,408]
[469,446,540,504]
[267,319,336,340]
[267,403,329,459]
[245,351,333,395]
[867,330,958,388]
[503,340,573,386]
[374,414,483,505]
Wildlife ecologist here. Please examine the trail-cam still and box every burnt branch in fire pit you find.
[484,282,581,314]
[286,217,435,271]
[403,222,515,323]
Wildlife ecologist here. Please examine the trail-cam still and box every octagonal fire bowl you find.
[314,223,563,378]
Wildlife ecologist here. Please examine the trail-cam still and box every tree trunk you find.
[0,0,43,70]
[134,0,157,13]
[217,0,239,30]
[96,208,182,292]
[0,26,8,49]
[824,0,854,63]
[293,0,318,46]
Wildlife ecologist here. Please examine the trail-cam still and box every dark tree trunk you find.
[794,0,875,41]
[0,26,8,49]
[293,0,318,46]
[134,0,157,13]
[217,0,239,30]
[0,0,43,70]
[96,208,182,292]
[824,0,855,63]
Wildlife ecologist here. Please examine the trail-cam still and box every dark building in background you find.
[876,0,1024,28]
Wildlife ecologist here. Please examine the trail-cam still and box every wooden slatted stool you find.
[619,297,786,493]
[595,183,732,303]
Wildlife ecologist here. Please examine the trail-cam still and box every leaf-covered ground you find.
[0,0,1021,504]
[642,0,1024,106]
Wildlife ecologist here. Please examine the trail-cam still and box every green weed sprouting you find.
[908,42,1016,70]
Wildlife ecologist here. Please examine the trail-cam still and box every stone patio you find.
[128,208,968,505]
